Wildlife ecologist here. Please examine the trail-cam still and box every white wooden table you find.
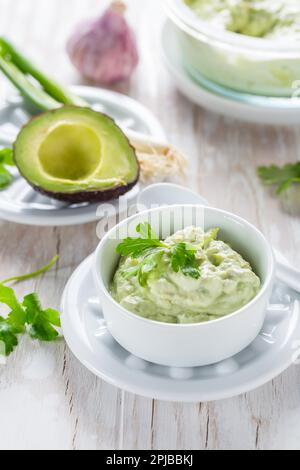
[0,0,300,451]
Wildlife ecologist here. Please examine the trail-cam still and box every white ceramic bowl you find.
[165,0,300,97]
[93,205,275,367]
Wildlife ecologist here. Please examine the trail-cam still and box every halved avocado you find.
[14,106,139,203]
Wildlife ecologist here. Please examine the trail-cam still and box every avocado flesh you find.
[14,106,139,203]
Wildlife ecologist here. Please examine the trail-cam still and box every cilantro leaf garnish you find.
[117,238,163,258]
[258,162,300,194]
[116,223,221,286]
[170,242,200,279]
[23,294,61,342]
[116,223,165,258]
[0,148,15,190]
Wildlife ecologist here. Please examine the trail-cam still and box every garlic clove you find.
[67,1,139,86]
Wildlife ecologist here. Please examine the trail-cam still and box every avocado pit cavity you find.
[38,123,101,181]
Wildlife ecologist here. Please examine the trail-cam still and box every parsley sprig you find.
[24,294,60,342]
[117,223,167,287]
[0,257,60,357]
[258,162,300,194]
[170,242,200,279]
[0,148,15,190]
[116,223,220,286]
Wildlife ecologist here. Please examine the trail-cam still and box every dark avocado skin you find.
[29,178,139,204]
[13,106,140,204]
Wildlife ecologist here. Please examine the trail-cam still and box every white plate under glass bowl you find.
[61,254,300,402]
[0,86,165,226]
[162,21,300,126]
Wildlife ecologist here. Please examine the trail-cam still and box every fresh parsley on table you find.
[0,256,60,357]
[258,162,300,194]
[116,223,220,286]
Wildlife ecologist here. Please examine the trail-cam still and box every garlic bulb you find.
[67,1,139,85]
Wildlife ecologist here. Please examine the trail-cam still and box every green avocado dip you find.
[111,226,261,324]
[184,0,300,39]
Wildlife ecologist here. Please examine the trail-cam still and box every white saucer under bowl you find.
[61,255,300,402]
[0,86,165,226]
[161,21,300,126]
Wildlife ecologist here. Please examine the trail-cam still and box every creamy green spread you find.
[111,226,261,324]
[184,0,300,39]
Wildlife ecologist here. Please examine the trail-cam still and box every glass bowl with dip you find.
[165,0,300,98]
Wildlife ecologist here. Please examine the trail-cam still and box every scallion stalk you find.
[0,37,88,112]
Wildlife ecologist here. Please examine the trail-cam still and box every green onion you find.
[0,37,88,112]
